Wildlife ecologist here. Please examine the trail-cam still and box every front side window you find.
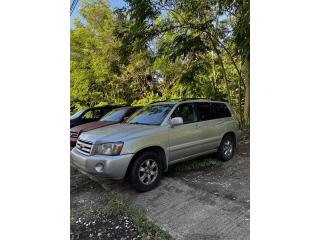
[171,103,196,124]
[126,104,174,125]
[99,108,128,122]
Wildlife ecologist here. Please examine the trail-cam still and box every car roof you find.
[150,99,228,105]
[90,105,126,109]
[112,106,140,110]
[150,101,178,105]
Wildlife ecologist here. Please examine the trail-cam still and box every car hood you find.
[71,121,115,133]
[78,123,157,143]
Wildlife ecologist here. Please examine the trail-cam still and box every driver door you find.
[168,103,202,162]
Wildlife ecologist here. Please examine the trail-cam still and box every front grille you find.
[70,131,79,138]
[76,139,93,155]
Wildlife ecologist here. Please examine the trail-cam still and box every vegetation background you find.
[71,0,250,127]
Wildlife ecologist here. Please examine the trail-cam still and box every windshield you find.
[99,108,127,122]
[70,109,86,120]
[126,104,174,125]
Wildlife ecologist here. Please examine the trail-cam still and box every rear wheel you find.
[128,151,162,192]
[217,135,235,161]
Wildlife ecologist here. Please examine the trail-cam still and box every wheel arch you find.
[222,131,237,147]
[125,146,168,179]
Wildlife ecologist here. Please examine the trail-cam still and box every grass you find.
[171,155,220,172]
[71,194,174,240]
[71,166,173,240]
[99,196,174,240]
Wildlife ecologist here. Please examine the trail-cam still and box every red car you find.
[70,106,141,147]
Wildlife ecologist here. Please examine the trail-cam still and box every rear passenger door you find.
[168,103,203,161]
[195,102,232,151]
[195,102,220,151]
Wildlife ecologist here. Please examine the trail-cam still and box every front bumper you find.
[70,148,134,180]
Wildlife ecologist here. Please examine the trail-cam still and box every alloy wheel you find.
[223,140,233,158]
[138,159,159,185]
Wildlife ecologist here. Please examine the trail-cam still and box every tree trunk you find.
[214,46,232,106]
[238,62,243,126]
[111,83,116,101]
[215,38,245,87]
[243,58,250,125]
[211,51,217,95]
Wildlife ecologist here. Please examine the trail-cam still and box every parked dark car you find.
[70,106,141,147]
[70,105,121,128]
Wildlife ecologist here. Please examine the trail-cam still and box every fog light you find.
[95,163,104,173]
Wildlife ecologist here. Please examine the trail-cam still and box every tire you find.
[128,151,163,192]
[217,135,235,161]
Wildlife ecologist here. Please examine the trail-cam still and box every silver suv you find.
[70,99,241,192]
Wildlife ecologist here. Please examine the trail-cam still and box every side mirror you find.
[170,117,183,127]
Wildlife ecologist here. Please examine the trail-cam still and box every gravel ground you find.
[167,135,250,209]
[70,169,172,240]
[71,171,143,240]
[94,134,250,240]
[71,132,250,240]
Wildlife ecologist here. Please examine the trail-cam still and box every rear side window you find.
[215,103,231,118]
[197,102,217,121]
[93,109,103,119]
[196,102,231,121]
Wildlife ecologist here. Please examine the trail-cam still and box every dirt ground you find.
[71,171,144,240]
[167,135,250,210]
[70,169,172,240]
[71,133,250,240]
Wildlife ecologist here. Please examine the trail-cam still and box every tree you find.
[119,0,249,119]
[234,0,250,125]
[70,0,250,128]
[71,0,127,111]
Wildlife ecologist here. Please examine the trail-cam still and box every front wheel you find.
[128,151,162,192]
[217,135,235,161]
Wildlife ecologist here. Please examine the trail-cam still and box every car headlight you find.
[94,142,124,155]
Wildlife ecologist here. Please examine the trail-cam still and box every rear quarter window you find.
[215,103,231,118]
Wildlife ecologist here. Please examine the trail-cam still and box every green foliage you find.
[71,0,250,126]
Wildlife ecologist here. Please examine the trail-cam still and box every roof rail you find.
[150,99,172,104]
[150,98,228,104]
[179,98,213,101]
